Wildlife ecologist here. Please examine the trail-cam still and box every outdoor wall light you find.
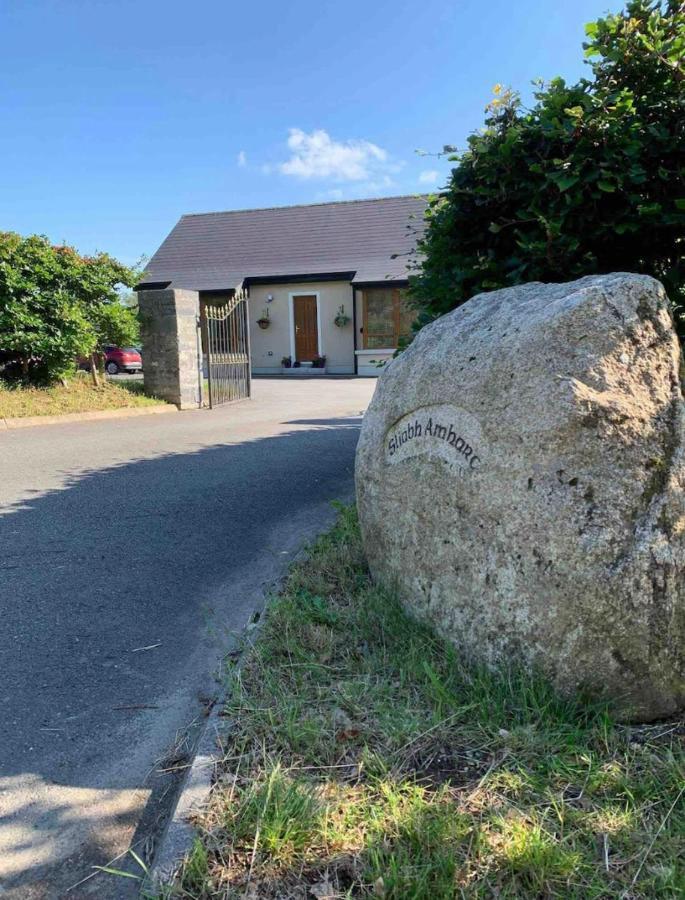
[266,293,274,302]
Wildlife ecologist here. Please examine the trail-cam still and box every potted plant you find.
[257,308,271,329]
[281,355,292,368]
[334,304,350,327]
[311,354,326,369]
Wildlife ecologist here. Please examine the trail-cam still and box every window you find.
[362,289,415,349]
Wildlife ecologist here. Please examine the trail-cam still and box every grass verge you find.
[0,374,166,418]
[170,505,684,899]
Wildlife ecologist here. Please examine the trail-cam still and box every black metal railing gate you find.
[201,289,251,408]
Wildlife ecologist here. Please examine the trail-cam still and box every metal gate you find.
[201,288,251,408]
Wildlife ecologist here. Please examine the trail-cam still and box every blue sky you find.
[1,0,617,265]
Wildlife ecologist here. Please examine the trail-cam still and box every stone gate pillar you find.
[137,289,202,409]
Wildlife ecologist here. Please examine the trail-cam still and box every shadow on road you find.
[0,415,362,897]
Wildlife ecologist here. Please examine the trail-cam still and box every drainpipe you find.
[351,285,358,376]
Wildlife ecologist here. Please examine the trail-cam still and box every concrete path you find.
[0,378,376,899]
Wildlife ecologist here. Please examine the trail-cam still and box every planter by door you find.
[293,295,319,362]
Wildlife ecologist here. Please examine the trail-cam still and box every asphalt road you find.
[0,378,375,899]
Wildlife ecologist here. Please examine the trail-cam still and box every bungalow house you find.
[139,195,427,377]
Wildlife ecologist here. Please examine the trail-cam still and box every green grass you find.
[171,505,684,899]
[0,373,166,417]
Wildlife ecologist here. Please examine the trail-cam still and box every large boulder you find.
[355,274,685,721]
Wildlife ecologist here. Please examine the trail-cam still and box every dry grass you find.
[0,373,165,418]
[161,506,684,899]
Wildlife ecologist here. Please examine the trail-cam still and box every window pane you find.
[398,292,416,341]
[362,289,415,348]
[366,289,394,333]
[367,333,394,349]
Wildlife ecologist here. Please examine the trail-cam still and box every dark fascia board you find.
[352,279,410,289]
[199,288,238,298]
[244,271,356,287]
[134,273,408,293]
[134,281,171,291]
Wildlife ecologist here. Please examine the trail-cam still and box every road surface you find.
[0,378,375,898]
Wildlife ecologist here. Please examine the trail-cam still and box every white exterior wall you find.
[249,281,355,375]
[355,349,394,377]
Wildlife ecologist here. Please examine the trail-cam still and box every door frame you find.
[288,292,323,362]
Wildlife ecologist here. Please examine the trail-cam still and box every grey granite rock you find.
[355,274,685,721]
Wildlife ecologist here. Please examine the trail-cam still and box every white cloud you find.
[237,150,247,167]
[418,169,440,186]
[278,128,392,182]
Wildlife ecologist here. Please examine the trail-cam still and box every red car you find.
[103,346,143,375]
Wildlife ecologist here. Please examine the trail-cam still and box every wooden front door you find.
[293,295,319,362]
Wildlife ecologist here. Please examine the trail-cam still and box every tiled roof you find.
[142,195,428,290]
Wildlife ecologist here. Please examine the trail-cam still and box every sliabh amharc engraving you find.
[384,404,484,474]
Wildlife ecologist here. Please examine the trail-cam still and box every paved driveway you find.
[0,378,376,898]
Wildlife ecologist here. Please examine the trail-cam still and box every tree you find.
[410,1,685,335]
[0,232,138,383]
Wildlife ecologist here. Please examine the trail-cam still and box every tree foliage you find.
[411,0,685,334]
[0,232,139,382]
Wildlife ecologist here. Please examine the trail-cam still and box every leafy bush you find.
[0,232,138,383]
[411,1,685,334]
